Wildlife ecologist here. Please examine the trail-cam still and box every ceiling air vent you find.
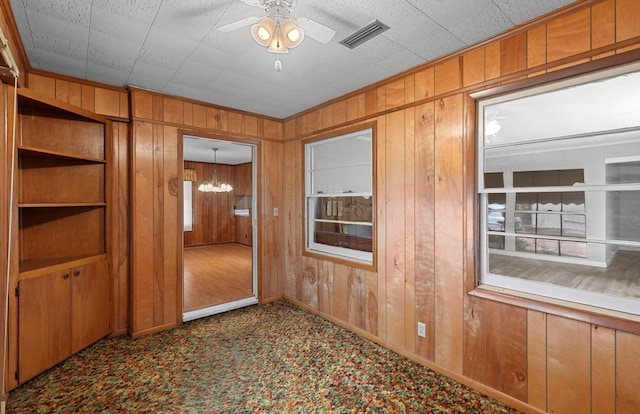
[339,20,390,49]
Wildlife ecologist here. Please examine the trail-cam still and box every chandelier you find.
[198,148,233,193]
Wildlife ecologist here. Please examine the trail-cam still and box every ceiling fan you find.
[218,0,336,71]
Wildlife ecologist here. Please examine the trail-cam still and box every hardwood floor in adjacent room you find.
[183,243,253,312]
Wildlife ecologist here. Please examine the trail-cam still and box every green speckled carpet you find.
[8,301,519,413]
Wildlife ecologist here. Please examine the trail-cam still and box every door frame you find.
[179,132,259,322]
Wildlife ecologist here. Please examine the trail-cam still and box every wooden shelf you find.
[18,146,105,163]
[18,254,107,280]
[19,203,106,208]
[314,218,372,226]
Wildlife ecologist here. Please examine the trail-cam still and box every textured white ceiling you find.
[9,0,575,119]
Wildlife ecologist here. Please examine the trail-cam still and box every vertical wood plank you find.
[463,48,485,87]
[263,139,284,300]
[616,331,640,413]
[95,88,121,118]
[347,96,359,121]
[132,121,155,332]
[227,112,244,134]
[414,102,435,361]
[404,75,415,105]
[527,310,547,411]
[68,82,82,108]
[546,8,591,63]
[114,122,129,333]
[245,115,258,136]
[318,259,333,315]
[356,93,366,119]
[365,270,378,336]
[27,73,55,97]
[415,67,435,101]
[163,98,183,125]
[119,92,129,119]
[332,100,347,126]
[333,263,348,322]
[283,140,301,298]
[592,0,615,50]
[547,315,591,414]
[302,255,318,310]
[485,42,501,80]
[484,300,502,390]
[152,124,165,326]
[321,105,333,129]
[433,94,464,373]
[616,0,640,42]
[501,32,527,76]
[527,26,547,69]
[591,325,615,413]
[182,103,193,127]
[347,267,366,330]
[81,85,95,113]
[385,110,406,348]
[193,105,207,129]
[365,89,377,117]
[162,126,178,324]
[463,296,486,382]
[386,78,405,110]
[376,115,387,340]
[434,57,462,95]
[55,79,69,103]
[404,108,415,353]
[500,304,527,401]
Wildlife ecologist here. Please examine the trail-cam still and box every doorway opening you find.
[181,136,258,322]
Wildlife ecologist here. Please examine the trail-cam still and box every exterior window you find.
[477,62,640,316]
[305,126,375,268]
[184,181,193,232]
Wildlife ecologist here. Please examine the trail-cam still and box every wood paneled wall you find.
[283,0,640,412]
[183,161,235,247]
[129,88,284,337]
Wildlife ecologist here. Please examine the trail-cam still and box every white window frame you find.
[183,181,193,232]
[304,126,375,268]
[477,61,640,316]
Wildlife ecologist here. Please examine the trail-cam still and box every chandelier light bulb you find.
[275,58,282,72]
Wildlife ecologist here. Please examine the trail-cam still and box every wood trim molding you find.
[469,288,640,336]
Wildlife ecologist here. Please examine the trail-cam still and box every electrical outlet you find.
[273,207,279,216]
[417,322,426,338]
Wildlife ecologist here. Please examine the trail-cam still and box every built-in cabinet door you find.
[71,260,111,354]
[17,259,111,384]
[234,163,252,196]
[18,269,72,384]
[235,216,252,246]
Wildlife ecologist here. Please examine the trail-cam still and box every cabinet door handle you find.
[63,273,70,279]
[74,270,81,277]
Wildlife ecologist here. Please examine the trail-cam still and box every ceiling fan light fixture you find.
[267,30,289,53]
[251,17,275,46]
[280,18,304,46]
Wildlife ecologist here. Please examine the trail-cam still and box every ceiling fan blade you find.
[238,0,264,7]
[296,17,335,44]
[217,16,261,32]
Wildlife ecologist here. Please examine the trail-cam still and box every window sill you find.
[303,249,376,272]
[469,285,640,336]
